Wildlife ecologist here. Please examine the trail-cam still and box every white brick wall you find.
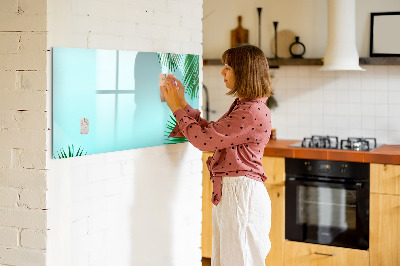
[0,0,48,265]
[2,0,203,264]
[46,1,203,266]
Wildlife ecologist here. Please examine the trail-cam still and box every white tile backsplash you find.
[204,65,400,144]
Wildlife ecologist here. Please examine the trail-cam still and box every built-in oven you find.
[285,158,370,250]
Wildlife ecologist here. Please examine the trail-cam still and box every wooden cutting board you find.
[231,16,249,48]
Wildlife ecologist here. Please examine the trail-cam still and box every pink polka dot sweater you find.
[169,97,272,206]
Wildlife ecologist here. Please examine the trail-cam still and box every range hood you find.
[320,0,365,71]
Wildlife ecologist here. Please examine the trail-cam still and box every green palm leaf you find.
[182,54,199,100]
[164,115,188,145]
[159,52,199,145]
[53,145,88,159]
[157,53,184,73]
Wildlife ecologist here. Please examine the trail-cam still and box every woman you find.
[161,44,273,266]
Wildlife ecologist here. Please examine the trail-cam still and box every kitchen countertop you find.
[263,139,400,165]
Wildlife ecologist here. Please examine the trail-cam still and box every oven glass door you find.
[286,179,369,250]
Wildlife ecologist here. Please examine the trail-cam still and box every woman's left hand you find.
[161,77,184,113]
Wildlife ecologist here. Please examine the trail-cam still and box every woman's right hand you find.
[169,76,187,108]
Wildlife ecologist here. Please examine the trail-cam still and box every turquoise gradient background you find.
[52,47,199,158]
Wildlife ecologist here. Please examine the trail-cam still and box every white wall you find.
[0,0,48,265]
[203,0,400,145]
[203,0,400,58]
[46,0,203,266]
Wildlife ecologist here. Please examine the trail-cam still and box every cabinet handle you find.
[314,252,335,257]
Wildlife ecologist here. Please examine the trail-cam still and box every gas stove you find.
[289,135,381,151]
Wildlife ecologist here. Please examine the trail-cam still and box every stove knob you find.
[340,164,347,174]
[305,162,312,171]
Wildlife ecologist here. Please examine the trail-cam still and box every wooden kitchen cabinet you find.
[261,156,285,186]
[370,163,400,266]
[262,156,285,266]
[201,154,286,265]
[370,163,400,195]
[284,241,369,266]
[264,184,285,266]
[202,152,213,258]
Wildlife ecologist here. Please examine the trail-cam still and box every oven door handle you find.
[287,177,364,189]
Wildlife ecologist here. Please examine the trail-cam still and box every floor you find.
[202,257,211,266]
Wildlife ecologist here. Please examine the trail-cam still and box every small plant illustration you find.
[164,115,188,145]
[54,144,88,159]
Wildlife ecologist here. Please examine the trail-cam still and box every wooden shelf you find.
[203,57,400,67]
[268,58,322,67]
[203,58,323,67]
[359,57,400,65]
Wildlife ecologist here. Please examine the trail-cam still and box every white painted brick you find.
[152,39,180,54]
[20,229,46,250]
[191,31,203,44]
[19,189,46,209]
[0,71,16,90]
[166,0,191,16]
[152,10,181,27]
[179,41,202,55]
[190,3,203,19]
[121,8,149,25]
[0,12,46,32]
[71,218,88,237]
[10,148,22,169]
[0,0,18,14]
[0,33,47,71]
[0,169,47,189]
[105,178,123,196]
[0,208,46,230]
[0,110,47,131]
[87,1,126,22]
[19,0,47,15]
[120,36,154,53]
[190,159,203,174]
[0,247,45,266]
[16,70,47,91]
[87,164,108,183]
[130,0,167,13]
[136,24,170,40]
[71,166,89,186]
[0,90,46,111]
[87,33,124,51]
[0,149,11,169]
[20,149,46,170]
[0,129,46,151]
[181,16,202,30]
[0,32,20,54]
[0,227,19,247]
[88,211,109,233]
[121,160,134,176]
[0,187,19,208]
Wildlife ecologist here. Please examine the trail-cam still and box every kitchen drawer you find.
[284,240,369,266]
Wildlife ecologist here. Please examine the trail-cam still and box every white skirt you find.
[212,176,271,266]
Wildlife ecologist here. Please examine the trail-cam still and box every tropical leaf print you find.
[157,53,185,73]
[54,144,88,159]
[159,52,199,145]
[183,54,199,100]
[164,115,188,145]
